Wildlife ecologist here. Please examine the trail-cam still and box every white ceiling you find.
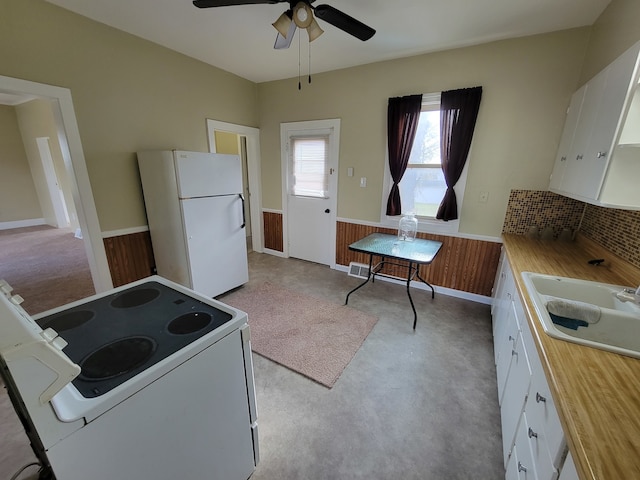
[44,0,610,83]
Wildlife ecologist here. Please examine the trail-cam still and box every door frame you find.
[36,137,69,228]
[206,119,263,253]
[280,119,340,268]
[0,75,113,292]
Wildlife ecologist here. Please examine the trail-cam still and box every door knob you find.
[324,209,330,213]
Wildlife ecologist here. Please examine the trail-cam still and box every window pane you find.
[292,136,328,197]
[409,110,440,165]
[399,167,447,218]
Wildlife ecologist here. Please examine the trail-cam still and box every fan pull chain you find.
[308,39,312,84]
[298,30,302,90]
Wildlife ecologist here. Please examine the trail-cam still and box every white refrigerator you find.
[137,150,249,297]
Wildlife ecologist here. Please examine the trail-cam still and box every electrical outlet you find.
[479,191,489,203]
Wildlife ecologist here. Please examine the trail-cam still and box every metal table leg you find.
[345,254,373,305]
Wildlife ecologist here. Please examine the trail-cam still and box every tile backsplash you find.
[502,190,584,238]
[503,189,640,270]
[581,205,640,269]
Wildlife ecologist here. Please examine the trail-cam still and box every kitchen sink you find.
[521,272,640,359]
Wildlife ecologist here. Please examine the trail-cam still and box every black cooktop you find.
[36,281,232,398]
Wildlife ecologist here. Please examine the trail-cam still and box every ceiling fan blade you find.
[313,4,375,41]
[274,24,297,49]
[193,0,286,8]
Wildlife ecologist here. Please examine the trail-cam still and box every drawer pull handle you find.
[536,392,546,403]
[518,462,527,473]
[528,427,538,439]
[508,335,515,341]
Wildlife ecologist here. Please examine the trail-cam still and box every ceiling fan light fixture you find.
[293,2,313,29]
[272,10,293,38]
[307,18,324,42]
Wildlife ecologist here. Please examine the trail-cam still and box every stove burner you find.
[39,310,94,332]
[110,288,160,308]
[168,312,212,335]
[80,336,156,381]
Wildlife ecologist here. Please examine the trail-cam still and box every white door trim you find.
[206,119,263,253]
[36,137,69,228]
[280,119,340,268]
[0,75,113,292]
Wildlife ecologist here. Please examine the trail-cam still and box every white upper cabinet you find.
[549,41,640,209]
[549,86,586,192]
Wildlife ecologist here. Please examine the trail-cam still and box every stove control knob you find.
[10,294,24,305]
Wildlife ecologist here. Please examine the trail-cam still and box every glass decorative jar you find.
[398,213,418,241]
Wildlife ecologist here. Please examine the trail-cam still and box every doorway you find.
[280,119,340,267]
[0,75,112,292]
[206,119,263,253]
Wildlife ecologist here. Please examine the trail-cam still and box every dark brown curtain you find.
[386,94,423,216]
[436,86,482,221]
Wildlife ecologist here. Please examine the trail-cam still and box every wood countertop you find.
[502,234,640,480]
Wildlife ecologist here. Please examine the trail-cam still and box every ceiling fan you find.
[192,0,376,50]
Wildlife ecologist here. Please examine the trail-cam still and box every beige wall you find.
[0,0,258,232]
[2,0,635,238]
[15,99,79,229]
[0,105,42,223]
[258,29,590,237]
[579,0,640,85]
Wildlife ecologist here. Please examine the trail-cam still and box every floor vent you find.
[348,262,369,279]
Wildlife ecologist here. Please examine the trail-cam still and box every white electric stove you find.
[0,275,258,480]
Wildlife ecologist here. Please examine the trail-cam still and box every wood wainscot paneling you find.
[103,231,155,287]
[263,211,283,252]
[336,221,502,296]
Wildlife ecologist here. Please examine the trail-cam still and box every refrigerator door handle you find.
[239,193,246,229]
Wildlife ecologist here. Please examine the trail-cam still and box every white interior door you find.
[281,120,340,266]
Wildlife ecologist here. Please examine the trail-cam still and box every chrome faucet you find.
[615,285,640,304]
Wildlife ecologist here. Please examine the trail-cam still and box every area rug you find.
[222,282,377,388]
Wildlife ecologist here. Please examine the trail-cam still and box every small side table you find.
[345,232,443,329]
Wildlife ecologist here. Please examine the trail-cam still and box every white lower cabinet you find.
[557,452,579,480]
[493,253,574,480]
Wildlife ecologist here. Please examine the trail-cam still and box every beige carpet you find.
[223,282,377,388]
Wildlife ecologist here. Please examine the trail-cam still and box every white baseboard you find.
[263,248,287,258]
[0,218,46,230]
[334,264,491,305]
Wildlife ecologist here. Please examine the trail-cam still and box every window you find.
[382,93,468,233]
[290,136,329,198]
[399,99,447,218]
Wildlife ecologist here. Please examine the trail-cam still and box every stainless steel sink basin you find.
[521,272,640,359]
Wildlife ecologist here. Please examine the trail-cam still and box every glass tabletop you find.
[348,233,442,264]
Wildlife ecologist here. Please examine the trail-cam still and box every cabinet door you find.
[496,300,519,404]
[491,249,506,318]
[549,86,586,192]
[494,266,516,365]
[562,69,608,196]
[500,325,532,465]
[577,45,640,199]
[557,452,579,480]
